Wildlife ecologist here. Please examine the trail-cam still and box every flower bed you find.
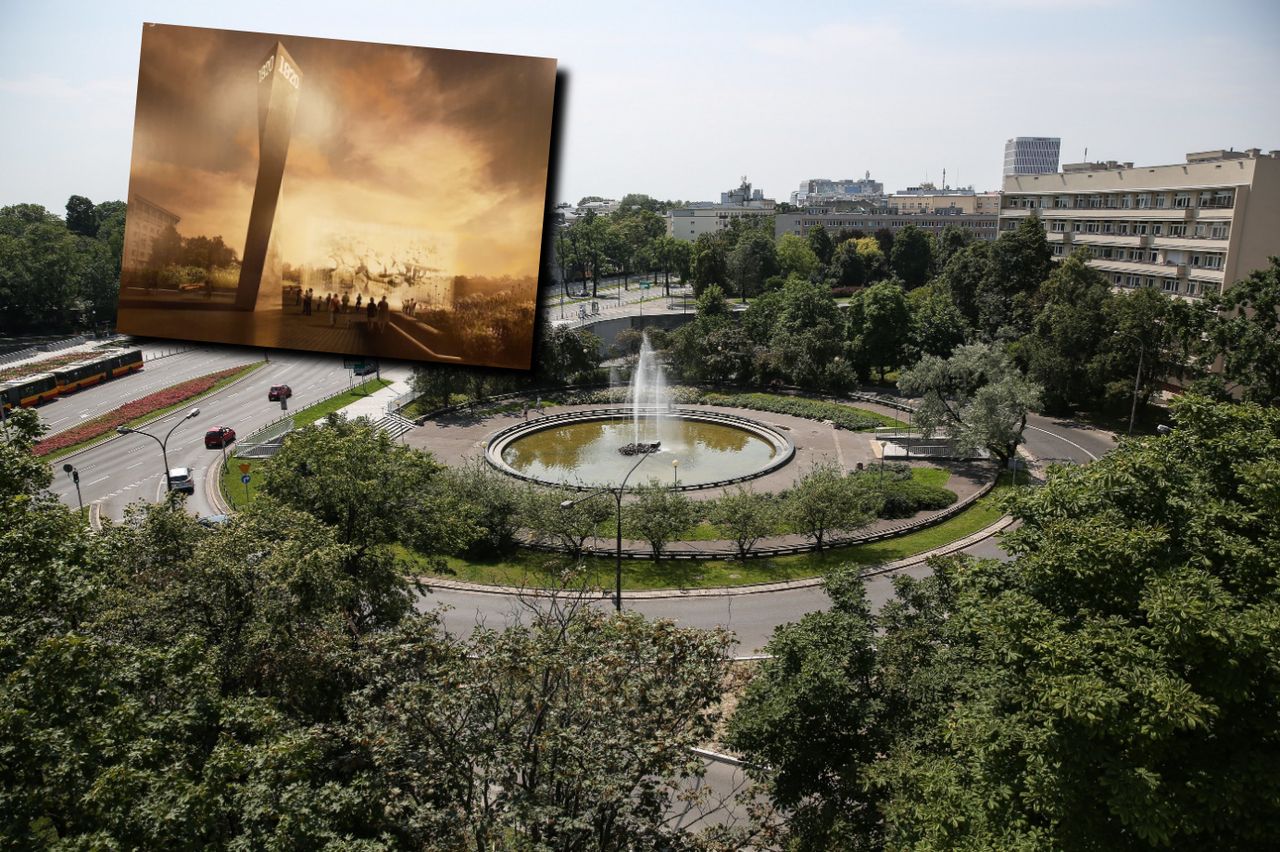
[33,364,253,457]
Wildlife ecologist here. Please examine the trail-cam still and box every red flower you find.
[34,365,249,456]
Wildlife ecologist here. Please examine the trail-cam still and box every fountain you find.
[485,332,795,490]
[620,334,667,455]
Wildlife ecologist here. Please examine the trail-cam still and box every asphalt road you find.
[48,347,362,521]
[37,344,259,434]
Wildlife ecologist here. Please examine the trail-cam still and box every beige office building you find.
[1000,148,1280,298]
[890,190,1001,216]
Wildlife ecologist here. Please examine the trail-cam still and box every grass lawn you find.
[217,377,390,508]
[44,361,266,461]
[293,378,390,426]
[417,471,1025,591]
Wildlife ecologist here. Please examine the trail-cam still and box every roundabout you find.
[485,407,795,491]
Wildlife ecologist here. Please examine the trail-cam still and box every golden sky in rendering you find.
[126,23,556,278]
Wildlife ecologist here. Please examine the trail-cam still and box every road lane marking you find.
[86,475,109,486]
[126,461,143,470]
[1025,425,1099,461]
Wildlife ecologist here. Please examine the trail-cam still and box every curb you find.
[205,458,232,515]
[419,515,1016,600]
[47,360,266,464]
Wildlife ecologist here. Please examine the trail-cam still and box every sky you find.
[2,0,1279,215]
[123,23,554,277]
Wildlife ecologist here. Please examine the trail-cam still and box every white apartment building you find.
[667,178,775,241]
[1000,148,1280,299]
[1003,137,1061,177]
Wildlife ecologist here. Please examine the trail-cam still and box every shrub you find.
[873,479,958,519]
[700,392,885,431]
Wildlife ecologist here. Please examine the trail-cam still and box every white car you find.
[167,467,195,494]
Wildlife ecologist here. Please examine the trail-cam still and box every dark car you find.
[268,384,292,401]
[198,514,230,528]
[204,425,236,449]
[353,362,378,377]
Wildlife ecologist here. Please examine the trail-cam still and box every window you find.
[1137,193,1151,209]
[1155,194,1169,209]
[1102,222,1114,234]
[1167,224,1187,237]
[1194,223,1207,238]
[1162,279,1178,292]
[1204,254,1223,269]
[1174,193,1192,208]
[1152,224,1164,236]
[1210,224,1228,239]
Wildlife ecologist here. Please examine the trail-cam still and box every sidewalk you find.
[333,365,413,420]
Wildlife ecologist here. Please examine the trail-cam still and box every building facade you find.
[791,173,884,205]
[121,195,181,275]
[668,177,775,241]
[889,187,1001,215]
[1003,137,1061,177]
[1000,148,1280,299]
[775,209,998,242]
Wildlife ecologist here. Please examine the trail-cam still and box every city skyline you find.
[2,0,1278,212]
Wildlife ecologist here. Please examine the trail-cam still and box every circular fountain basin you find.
[485,408,794,491]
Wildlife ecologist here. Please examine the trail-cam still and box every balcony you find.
[1186,266,1226,284]
[1072,233,1148,248]
[1151,236,1230,252]
[1084,258,1183,278]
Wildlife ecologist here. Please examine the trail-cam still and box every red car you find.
[268,384,292,401]
[204,425,236,449]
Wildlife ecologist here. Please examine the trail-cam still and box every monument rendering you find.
[116,24,557,369]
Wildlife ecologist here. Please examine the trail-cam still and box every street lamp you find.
[559,449,653,612]
[1113,330,1145,435]
[62,462,84,519]
[117,407,200,492]
[672,458,679,487]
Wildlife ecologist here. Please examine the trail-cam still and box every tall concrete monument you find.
[236,42,303,311]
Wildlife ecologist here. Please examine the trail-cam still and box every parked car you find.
[268,384,292,401]
[204,425,236,449]
[198,514,230,528]
[353,362,378,377]
[167,467,195,494]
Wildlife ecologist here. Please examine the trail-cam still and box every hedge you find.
[699,392,885,431]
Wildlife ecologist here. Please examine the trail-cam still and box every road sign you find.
[241,474,251,484]
[238,462,251,474]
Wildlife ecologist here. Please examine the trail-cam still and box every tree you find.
[1200,256,1280,405]
[536,324,602,385]
[444,458,525,557]
[935,222,975,268]
[898,343,1042,468]
[64,194,98,237]
[784,461,881,550]
[827,239,866,288]
[262,416,475,626]
[776,233,820,281]
[522,487,613,560]
[907,281,969,363]
[690,232,729,295]
[978,213,1053,339]
[728,566,887,850]
[728,232,780,303]
[876,397,1280,849]
[625,482,697,560]
[1019,249,1112,413]
[707,487,778,561]
[936,240,991,328]
[410,364,459,412]
[854,235,888,283]
[888,224,934,288]
[873,227,895,257]
[770,277,850,389]
[849,280,912,382]
[807,224,835,267]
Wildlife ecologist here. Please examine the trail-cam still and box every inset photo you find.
[116,23,557,369]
